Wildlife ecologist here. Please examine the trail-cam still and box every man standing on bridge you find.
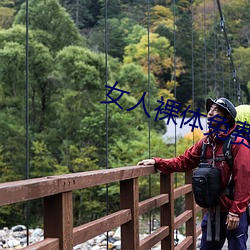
[138,97,250,250]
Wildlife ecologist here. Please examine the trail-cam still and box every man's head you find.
[206,97,237,127]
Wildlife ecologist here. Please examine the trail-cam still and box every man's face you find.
[207,104,226,125]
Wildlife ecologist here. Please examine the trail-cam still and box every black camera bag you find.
[192,162,221,208]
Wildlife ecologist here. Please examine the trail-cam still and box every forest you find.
[0,0,249,228]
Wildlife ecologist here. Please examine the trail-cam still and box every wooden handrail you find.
[0,165,156,206]
[0,165,203,250]
[23,238,59,250]
[73,209,132,245]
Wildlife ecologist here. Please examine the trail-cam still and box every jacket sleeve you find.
[153,139,203,174]
[229,140,250,215]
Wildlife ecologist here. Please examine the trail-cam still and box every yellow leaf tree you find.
[124,32,185,100]
[149,5,174,32]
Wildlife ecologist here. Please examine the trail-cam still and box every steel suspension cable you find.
[25,0,30,245]
[173,0,177,159]
[76,0,79,27]
[191,0,195,144]
[213,0,217,96]
[172,0,179,245]
[203,0,208,130]
[147,0,152,234]
[204,0,207,100]
[104,0,109,248]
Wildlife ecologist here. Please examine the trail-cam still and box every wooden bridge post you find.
[185,171,196,250]
[120,178,139,250]
[160,173,174,250]
[44,192,73,250]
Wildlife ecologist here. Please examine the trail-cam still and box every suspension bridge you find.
[1,164,249,249]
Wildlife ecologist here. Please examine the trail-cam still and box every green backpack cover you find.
[235,105,250,223]
[236,105,250,125]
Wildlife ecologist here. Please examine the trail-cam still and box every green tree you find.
[0,39,27,180]
[14,0,84,52]
[0,41,25,102]
[30,141,57,177]
[0,6,15,29]
[0,112,26,180]
[124,24,147,45]
[46,46,109,167]
[98,0,145,21]
[0,25,56,132]
[87,17,137,60]
[234,46,250,102]
[222,0,250,45]
[61,0,101,28]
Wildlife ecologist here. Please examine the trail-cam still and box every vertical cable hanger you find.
[216,0,242,104]
[25,0,30,245]
[76,0,79,27]
[104,0,109,248]
[203,0,207,101]
[221,47,225,97]
[25,0,29,193]
[191,0,195,144]
[172,0,179,246]
[213,0,217,97]
[147,0,152,234]
[228,64,231,100]
[219,17,225,96]
[173,0,177,159]
[218,30,225,97]
[203,0,208,130]
[172,0,177,188]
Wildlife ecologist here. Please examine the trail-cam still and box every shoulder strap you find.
[200,142,224,163]
[200,142,207,162]
[223,134,235,170]
[223,133,236,200]
[201,135,234,169]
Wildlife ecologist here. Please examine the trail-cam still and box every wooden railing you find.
[0,165,203,250]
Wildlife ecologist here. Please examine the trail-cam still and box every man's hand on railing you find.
[137,159,155,166]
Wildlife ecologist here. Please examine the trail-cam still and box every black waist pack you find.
[192,163,221,208]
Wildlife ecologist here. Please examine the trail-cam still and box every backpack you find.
[235,105,250,125]
[191,135,235,242]
[192,135,235,208]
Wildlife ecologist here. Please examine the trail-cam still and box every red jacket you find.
[154,125,250,216]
